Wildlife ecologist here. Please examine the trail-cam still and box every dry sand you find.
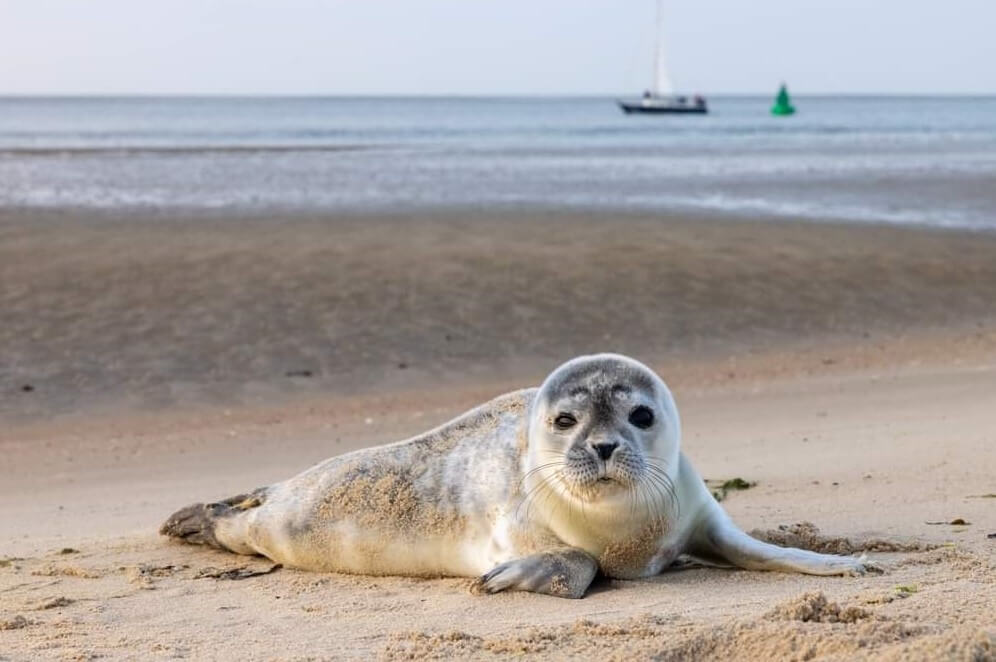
[1,211,995,660]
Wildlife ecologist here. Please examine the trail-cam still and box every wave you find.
[0,144,377,157]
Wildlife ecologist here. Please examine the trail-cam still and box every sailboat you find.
[618,1,707,115]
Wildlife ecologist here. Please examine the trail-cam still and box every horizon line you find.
[2,91,995,99]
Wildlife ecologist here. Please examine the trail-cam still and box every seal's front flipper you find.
[160,488,268,555]
[470,548,598,599]
[696,514,879,576]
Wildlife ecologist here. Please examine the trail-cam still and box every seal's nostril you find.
[592,442,619,461]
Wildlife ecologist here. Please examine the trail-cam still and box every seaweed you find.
[706,477,757,502]
[925,519,971,526]
[194,564,282,580]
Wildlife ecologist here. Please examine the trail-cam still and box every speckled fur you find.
[162,353,874,598]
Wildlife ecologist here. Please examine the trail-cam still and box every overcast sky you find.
[1,0,994,95]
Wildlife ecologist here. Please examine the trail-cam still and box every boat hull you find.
[618,100,708,115]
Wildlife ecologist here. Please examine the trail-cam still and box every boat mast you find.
[652,0,673,97]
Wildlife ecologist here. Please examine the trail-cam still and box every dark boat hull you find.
[618,100,708,115]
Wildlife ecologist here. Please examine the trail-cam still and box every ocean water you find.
[1,96,995,228]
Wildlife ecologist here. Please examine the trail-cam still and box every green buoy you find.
[771,83,795,116]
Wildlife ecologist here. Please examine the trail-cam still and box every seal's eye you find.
[628,406,654,429]
[553,413,577,430]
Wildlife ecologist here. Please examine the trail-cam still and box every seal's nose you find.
[592,442,619,461]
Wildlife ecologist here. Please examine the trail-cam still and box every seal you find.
[161,353,872,598]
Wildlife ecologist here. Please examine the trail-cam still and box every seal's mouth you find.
[575,474,630,500]
[557,448,644,496]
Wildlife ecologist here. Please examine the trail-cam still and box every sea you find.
[1,95,995,228]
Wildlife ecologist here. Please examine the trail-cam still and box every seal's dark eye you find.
[628,406,654,429]
[553,413,577,430]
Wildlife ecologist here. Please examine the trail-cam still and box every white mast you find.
[652,0,674,97]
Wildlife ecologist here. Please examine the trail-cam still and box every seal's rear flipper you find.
[160,489,267,553]
[159,502,225,548]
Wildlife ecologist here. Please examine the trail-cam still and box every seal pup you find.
[161,353,872,598]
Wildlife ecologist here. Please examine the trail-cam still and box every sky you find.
[1,0,994,95]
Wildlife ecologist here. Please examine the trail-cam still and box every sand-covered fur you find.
[161,355,872,597]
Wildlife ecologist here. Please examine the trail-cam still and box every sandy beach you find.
[2,210,995,660]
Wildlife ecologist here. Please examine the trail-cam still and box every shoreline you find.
[6,203,996,233]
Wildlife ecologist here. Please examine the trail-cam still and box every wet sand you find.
[3,209,996,422]
[1,209,995,660]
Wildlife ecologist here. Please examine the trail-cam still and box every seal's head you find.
[528,354,680,506]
